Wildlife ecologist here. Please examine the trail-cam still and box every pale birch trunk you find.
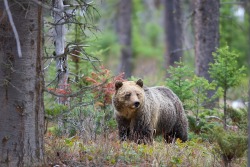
[53,0,69,130]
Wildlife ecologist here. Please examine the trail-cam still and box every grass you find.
[44,131,246,167]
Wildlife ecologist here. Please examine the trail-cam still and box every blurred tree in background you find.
[116,0,132,78]
[220,1,249,67]
[163,0,183,69]
[193,0,220,106]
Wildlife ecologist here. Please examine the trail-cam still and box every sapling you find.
[209,46,246,129]
[166,61,194,107]
[189,76,217,122]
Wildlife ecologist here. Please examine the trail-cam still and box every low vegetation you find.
[45,46,248,166]
[44,133,246,167]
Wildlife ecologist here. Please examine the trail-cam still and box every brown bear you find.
[112,79,188,144]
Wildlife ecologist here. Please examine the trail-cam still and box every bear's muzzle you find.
[134,101,140,108]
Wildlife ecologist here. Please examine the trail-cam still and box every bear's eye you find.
[136,93,140,97]
[125,93,131,98]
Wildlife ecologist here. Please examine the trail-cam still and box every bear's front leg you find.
[130,118,154,144]
[116,116,131,141]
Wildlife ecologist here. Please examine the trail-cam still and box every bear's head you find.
[113,79,145,118]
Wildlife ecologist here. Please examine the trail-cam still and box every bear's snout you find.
[134,101,140,108]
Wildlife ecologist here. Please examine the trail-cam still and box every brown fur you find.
[112,79,188,144]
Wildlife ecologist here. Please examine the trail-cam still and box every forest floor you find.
[44,131,246,167]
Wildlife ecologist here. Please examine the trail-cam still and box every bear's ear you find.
[115,81,123,91]
[136,79,143,88]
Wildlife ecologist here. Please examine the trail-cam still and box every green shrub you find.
[45,103,68,118]
[186,76,219,121]
[166,61,194,106]
[227,107,248,132]
[187,115,206,135]
[187,115,220,142]
[211,127,247,166]
[209,46,246,129]
[166,61,221,119]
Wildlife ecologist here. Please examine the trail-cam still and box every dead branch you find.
[4,0,22,58]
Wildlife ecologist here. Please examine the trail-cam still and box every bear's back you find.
[144,86,180,132]
[144,86,180,106]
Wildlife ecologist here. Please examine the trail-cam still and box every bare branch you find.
[43,43,99,63]
[31,0,94,12]
[44,58,54,70]
[44,85,92,98]
[4,0,22,58]
[31,0,62,12]
[44,79,109,98]
[170,45,194,55]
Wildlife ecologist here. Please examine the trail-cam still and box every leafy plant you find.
[227,107,248,132]
[166,61,220,116]
[187,115,221,141]
[166,61,194,107]
[187,115,206,135]
[209,46,246,129]
[85,66,125,134]
[45,103,69,118]
[211,127,247,167]
[47,83,72,104]
[44,130,248,166]
[186,76,220,121]
[85,65,125,106]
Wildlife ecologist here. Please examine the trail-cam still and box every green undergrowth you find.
[44,133,246,167]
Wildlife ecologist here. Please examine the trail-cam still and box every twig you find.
[31,0,62,12]
[44,58,54,70]
[4,0,22,58]
[44,79,109,98]
[170,45,194,55]
[206,116,223,123]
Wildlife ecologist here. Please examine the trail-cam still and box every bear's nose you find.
[134,102,140,108]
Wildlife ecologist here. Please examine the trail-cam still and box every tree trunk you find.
[53,0,69,105]
[222,154,231,167]
[193,0,219,106]
[223,89,227,130]
[163,0,183,69]
[53,0,69,130]
[0,1,44,166]
[117,0,132,78]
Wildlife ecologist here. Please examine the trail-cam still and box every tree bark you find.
[0,1,44,166]
[193,0,219,104]
[223,89,227,130]
[117,0,132,78]
[53,0,69,130]
[163,0,183,69]
[53,0,69,105]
